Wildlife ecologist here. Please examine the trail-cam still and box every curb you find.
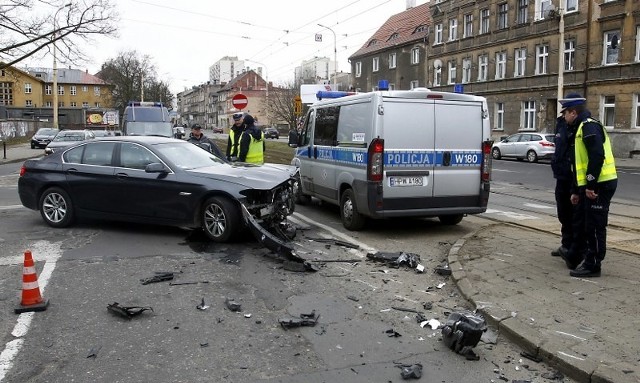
[447,224,595,383]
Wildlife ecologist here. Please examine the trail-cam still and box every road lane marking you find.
[0,206,24,211]
[292,212,377,254]
[0,241,62,382]
[523,203,554,209]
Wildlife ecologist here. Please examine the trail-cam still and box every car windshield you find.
[37,128,59,135]
[126,122,173,137]
[53,132,85,142]
[155,142,226,170]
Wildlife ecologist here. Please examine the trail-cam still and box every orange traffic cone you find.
[15,250,49,314]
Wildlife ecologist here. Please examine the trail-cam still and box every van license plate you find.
[389,176,423,187]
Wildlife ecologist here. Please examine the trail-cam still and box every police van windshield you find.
[125,107,168,121]
[125,122,173,137]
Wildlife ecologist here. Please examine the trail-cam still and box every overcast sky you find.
[27,0,429,94]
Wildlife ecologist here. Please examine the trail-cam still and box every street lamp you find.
[317,23,337,89]
[244,59,269,126]
[52,2,72,129]
[556,7,565,114]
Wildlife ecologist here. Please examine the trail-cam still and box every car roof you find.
[90,135,183,144]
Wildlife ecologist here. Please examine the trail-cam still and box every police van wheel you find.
[340,189,365,230]
[439,214,463,225]
[201,196,239,242]
[293,176,311,205]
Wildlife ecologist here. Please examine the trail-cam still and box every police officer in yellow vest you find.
[560,93,617,278]
[226,112,244,161]
[237,114,265,164]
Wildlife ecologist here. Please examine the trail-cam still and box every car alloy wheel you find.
[527,150,538,163]
[39,187,74,228]
[491,147,501,160]
[202,196,240,242]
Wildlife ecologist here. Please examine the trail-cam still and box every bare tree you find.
[0,0,118,69]
[268,80,302,130]
[96,50,173,113]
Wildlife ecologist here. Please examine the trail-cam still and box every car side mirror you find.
[145,162,168,173]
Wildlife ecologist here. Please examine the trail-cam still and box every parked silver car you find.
[44,129,95,155]
[491,133,555,163]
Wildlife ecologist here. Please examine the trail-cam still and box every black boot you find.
[569,263,601,278]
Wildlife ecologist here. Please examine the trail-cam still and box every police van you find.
[291,86,493,230]
[122,101,173,137]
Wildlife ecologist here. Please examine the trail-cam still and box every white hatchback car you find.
[491,133,555,163]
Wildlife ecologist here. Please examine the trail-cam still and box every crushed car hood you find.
[188,163,296,190]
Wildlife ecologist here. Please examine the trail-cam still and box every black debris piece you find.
[416,313,428,323]
[385,329,402,337]
[86,346,101,359]
[540,371,564,380]
[225,297,242,312]
[399,363,423,379]
[520,350,542,363]
[196,298,209,310]
[423,302,433,310]
[347,295,359,302]
[512,380,532,383]
[441,310,487,360]
[107,302,153,319]
[497,375,509,382]
[283,260,320,272]
[241,205,301,261]
[140,271,174,285]
[435,263,452,276]
[200,342,209,348]
[307,237,360,249]
[391,306,421,314]
[279,310,320,329]
[169,281,209,286]
[366,251,421,268]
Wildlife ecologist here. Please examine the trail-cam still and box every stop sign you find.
[232,93,248,110]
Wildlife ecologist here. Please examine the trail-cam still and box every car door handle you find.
[66,168,78,173]
[116,172,129,179]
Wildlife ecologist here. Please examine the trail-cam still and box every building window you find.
[564,39,575,71]
[58,102,64,107]
[462,58,472,83]
[70,85,77,96]
[495,52,507,79]
[24,83,32,94]
[410,80,419,89]
[515,48,527,77]
[478,55,488,81]
[480,9,490,34]
[94,86,101,96]
[82,86,88,92]
[564,0,578,12]
[58,85,64,95]
[434,24,443,44]
[536,0,553,20]
[463,14,473,38]
[70,102,77,107]
[26,100,33,106]
[82,101,89,107]
[95,102,100,107]
[448,61,457,84]
[517,0,528,24]
[633,94,640,129]
[495,103,505,130]
[355,61,362,77]
[389,53,397,69]
[372,57,379,72]
[411,47,420,64]
[604,30,620,65]
[434,66,442,86]
[0,82,13,106]
[497,3,508,29]
[535,45,549,74]
[523,101,536,130]
[45,101,52,107]
[448,19,458,41]
[45,85,52,95]
[601,95,615,129]
[636,26,640,62]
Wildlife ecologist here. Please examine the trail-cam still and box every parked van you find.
[122,101,173,137]
[290,89,493,230]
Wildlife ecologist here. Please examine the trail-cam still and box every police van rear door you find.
[432,97,485,200]
[381,97,436,202]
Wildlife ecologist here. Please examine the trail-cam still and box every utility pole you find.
[52,3,72,129]
[318,24,337,89]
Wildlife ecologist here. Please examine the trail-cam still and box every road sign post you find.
[232,94,248,110]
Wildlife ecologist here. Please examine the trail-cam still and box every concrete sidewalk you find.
[0,142,44,165]
[449,224,640,383]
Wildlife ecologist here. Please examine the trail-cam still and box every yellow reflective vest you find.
[245,131,265,164]
[574,118,617,186]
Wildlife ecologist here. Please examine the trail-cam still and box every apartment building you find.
[350,0,640,157]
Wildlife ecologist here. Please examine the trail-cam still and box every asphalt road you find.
[0,159,590,382]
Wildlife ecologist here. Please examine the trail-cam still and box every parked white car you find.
[491,133,555,163]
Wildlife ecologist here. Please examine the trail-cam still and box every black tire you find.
[526,150,538,163]
[39,187,75,228]
[340,189,366,230]
[293,175,311,205]
[31,142,36,149]
[201,196,240,242]
[491,147,501,160]
[439,214,463,225]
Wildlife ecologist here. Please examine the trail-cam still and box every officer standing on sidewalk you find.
[560,93,618,277]
[550,115,576,258]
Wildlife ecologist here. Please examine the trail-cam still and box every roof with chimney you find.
[349,2,431,59]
